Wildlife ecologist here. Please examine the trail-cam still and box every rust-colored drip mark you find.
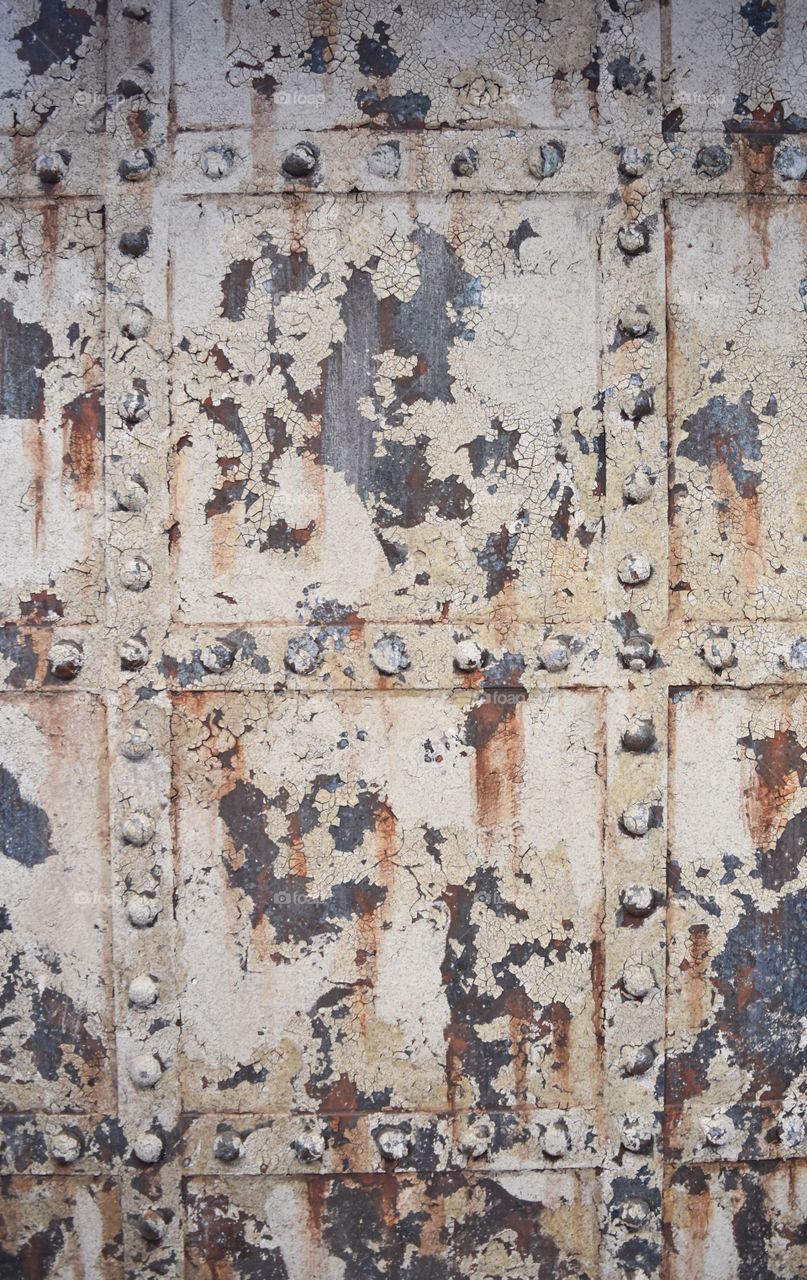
[41,205,60,297]
[679,922,711,1033]
[306,1175,326,1236]
[505,987,533,1103]
[467,694,525,833]
[749,197,773,272]
[286,810,308,878]
[550,999,572,1096]
[23,420,46,550]
[741,724,804,851]
[61,388,103,495]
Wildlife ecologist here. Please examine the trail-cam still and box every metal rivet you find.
[121,722,154,761]
[622,715,656,752]
[201,641,236,674]
[213,1129,243,1162]
[700,634,734,672]
[119,554,152,591]
[451,149,478,177]
[370,635,410,676]
[528,140,565,179]
[622,1114,653,1153]
[695,144,731,177]
[134,1210,166,1242]
[701,1114,730,1147]
[120,634,150,670]
[132,1132,163,1163]
[121,811,155,846]
[618,553,652,586]
[119,227,150,257]
[618,306,651,339]
[620,387,654,420]
[457,1118,492,1158]
[618,1197,650,1230]
[50,1131,82,1163]
[612,59,643,92]
[281,142,318,177]
[48,638,84,680]
[541,1118,571,1159]
[621,801,653,837]
[129,1053,162,1088]
[618,146,648,178]
[775,143,807,182]
[617,223,649,256]
[35,151,69,185]
[779,1114,805,1148]
[285,635,321,676]
[540,638,570,673]
[128,973,158,1007]
[114,475,149,512]
[620,884,656,918]
[200,145,234,179]
[620,1042,655,1077]
[293,1131,326,1163]
[454,639,487,673]
[622,469,654,504]
[622,961,657,1000]
[119,148,155,181]
[619,633,655,670]
[127,894,158,927]
[375,1125,411,1160]
[120,302,152,340]
[367,141,400,178]
[118,389,149,424]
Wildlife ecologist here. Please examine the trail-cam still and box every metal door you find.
[1,0,806,1275]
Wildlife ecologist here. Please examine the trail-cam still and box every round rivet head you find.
[622,469,654,504]
[126,894,158,927]
[119,553,152,591]
[128,973,158,1007]
[285,634,320,676]
[618,146,648,178]
[50,1131,82,1164]
[35,151,69,185]
[119,147,155,181]
[619,306,651,339]
[121,811,155,846]
[451,149,478,177]
[370,634,410,677]
[775,143,807,182]
[618,1197,650,1230]
[367,141,400,178]
[114,475,148,512]
[281,141,318,178]
[48,638,84,680]
[620,1042,655,1077]
[120,303,152,340]
[620,884,656,918]
[701,1114,730,1147]
[293,1131,326,1163]
[621,800,653,837]
[622,1114,653,1153]
[200,145,233,179]
[120,634,150,670]
[135,1210,166,1243]
[201,641,236,674]
[618,553,652,586]
[701,634,734,672]
[457,1118,492,1158]
[695,144,731,177]
[620,387,654,420]
[375,1125,411,1161]
[622,714,656,752]
[622,961,657,1000]
[541,1118,571,1159]
[528,140,565,179]
[780,1113,805,1148]
[619,633,655,670]
[540,638,570,673]
[121,722,154,761]
[213,1129,243,1162]
[132,1131,163,1163]
[129,1053,162,1089]
[617,223,650,256]
[454,639,487,673]
[118,389,149,424]
[118,227,150,257]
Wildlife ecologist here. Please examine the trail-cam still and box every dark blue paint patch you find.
[677,390,762,498]
[0,762,54,866]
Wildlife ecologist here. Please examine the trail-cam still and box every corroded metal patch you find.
[0,1176,122,1277]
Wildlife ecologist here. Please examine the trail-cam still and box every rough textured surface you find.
[1,0,807,1275]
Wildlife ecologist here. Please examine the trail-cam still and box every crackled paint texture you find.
[2,0,807,1276]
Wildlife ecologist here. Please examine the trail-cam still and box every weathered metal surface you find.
[1,0,807,1275]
